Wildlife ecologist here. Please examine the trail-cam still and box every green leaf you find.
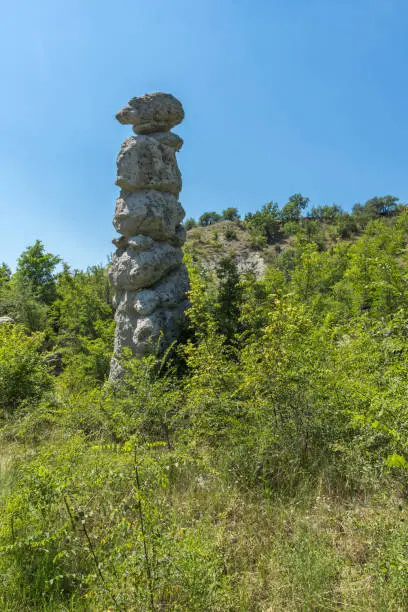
[385,454,408,469]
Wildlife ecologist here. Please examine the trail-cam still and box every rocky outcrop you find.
[109,92,188,378]
[0,316,14,325]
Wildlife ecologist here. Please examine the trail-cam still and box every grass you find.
[165,464,408,610]
[0,434,407,610]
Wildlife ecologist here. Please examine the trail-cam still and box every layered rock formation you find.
[109,93,188,379]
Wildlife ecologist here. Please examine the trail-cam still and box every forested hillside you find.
[0,195,408,610]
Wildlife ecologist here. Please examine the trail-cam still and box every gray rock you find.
[126,234,154,251]
[114,265,189,317]
[134,266,189,315]
[109,240,183,291]
[116,136,181,195]
[132,300,188,357]
[113,190,185,240]
[116,92,184,134]
[169,224,186,246]
[133,130,184,152]
[109,92,187,380]
[111,297,187,363]
[109,356,125,382]
[0,316,14,324]
[113,310,139,354]
[111,233,155,251]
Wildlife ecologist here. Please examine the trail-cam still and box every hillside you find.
[184,195,403,274]
[185,220,276,276]
[0,198,407,610]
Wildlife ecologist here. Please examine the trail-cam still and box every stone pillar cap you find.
[116,92,184,134]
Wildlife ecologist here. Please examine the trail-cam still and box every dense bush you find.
[0,324,51,416]
[184,217,197,231]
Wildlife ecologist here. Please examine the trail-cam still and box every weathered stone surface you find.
[133,130,184,152]
[169,224,186,247]
[113,265,189,317]
[111,303,186,362]
[109,239,183,291]
[113,190,185,240]
[109,356,125,382]
[116,92,184,134]
[112,234,154,250]
[113,311,139,354]
[116,136,181,195]
[125,234,154,251]
[112,299,187,361]
[134,266,189,315]
[132,301,188,357]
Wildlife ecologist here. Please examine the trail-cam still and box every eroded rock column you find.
[109,93,188,379]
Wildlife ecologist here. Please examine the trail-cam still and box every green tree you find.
[334,213,358,239]
[198,211,221,226]
[52,264,113,337]
[280,193,309,224]
[245,202,281,244]
[367,195,399,216]
[0,266,48,332]
[16,241,61,305]
[352,195,400,228]
[338,216,408,317]
[310,204,343,221]
[221,207,240,221]
[0,324,52,415]
[184,218,197,231]
[50,265,114,381]
[0,263,11,286]
[214,256,243,343]
[2,278,48,331]
[298,219,325,249]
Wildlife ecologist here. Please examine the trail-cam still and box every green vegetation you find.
[198,207,241,227]
[0,199,408,610]
[189,193,405,250]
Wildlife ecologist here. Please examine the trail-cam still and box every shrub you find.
[248,229,267,250]
[198,212,221,227]
[245,202,281,243]
[221,207,240,221]
[184,218,197,231]
[0,324,52,416]
[224,226,237,241]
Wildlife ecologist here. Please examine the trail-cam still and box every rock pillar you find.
[109,92,188,379]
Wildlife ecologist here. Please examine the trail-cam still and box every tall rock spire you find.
[109,92,188,379]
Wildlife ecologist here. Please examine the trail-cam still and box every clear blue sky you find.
[1,0,407,270]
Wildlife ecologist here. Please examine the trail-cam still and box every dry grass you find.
[164,462,408,610]
[185,220,287,276]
